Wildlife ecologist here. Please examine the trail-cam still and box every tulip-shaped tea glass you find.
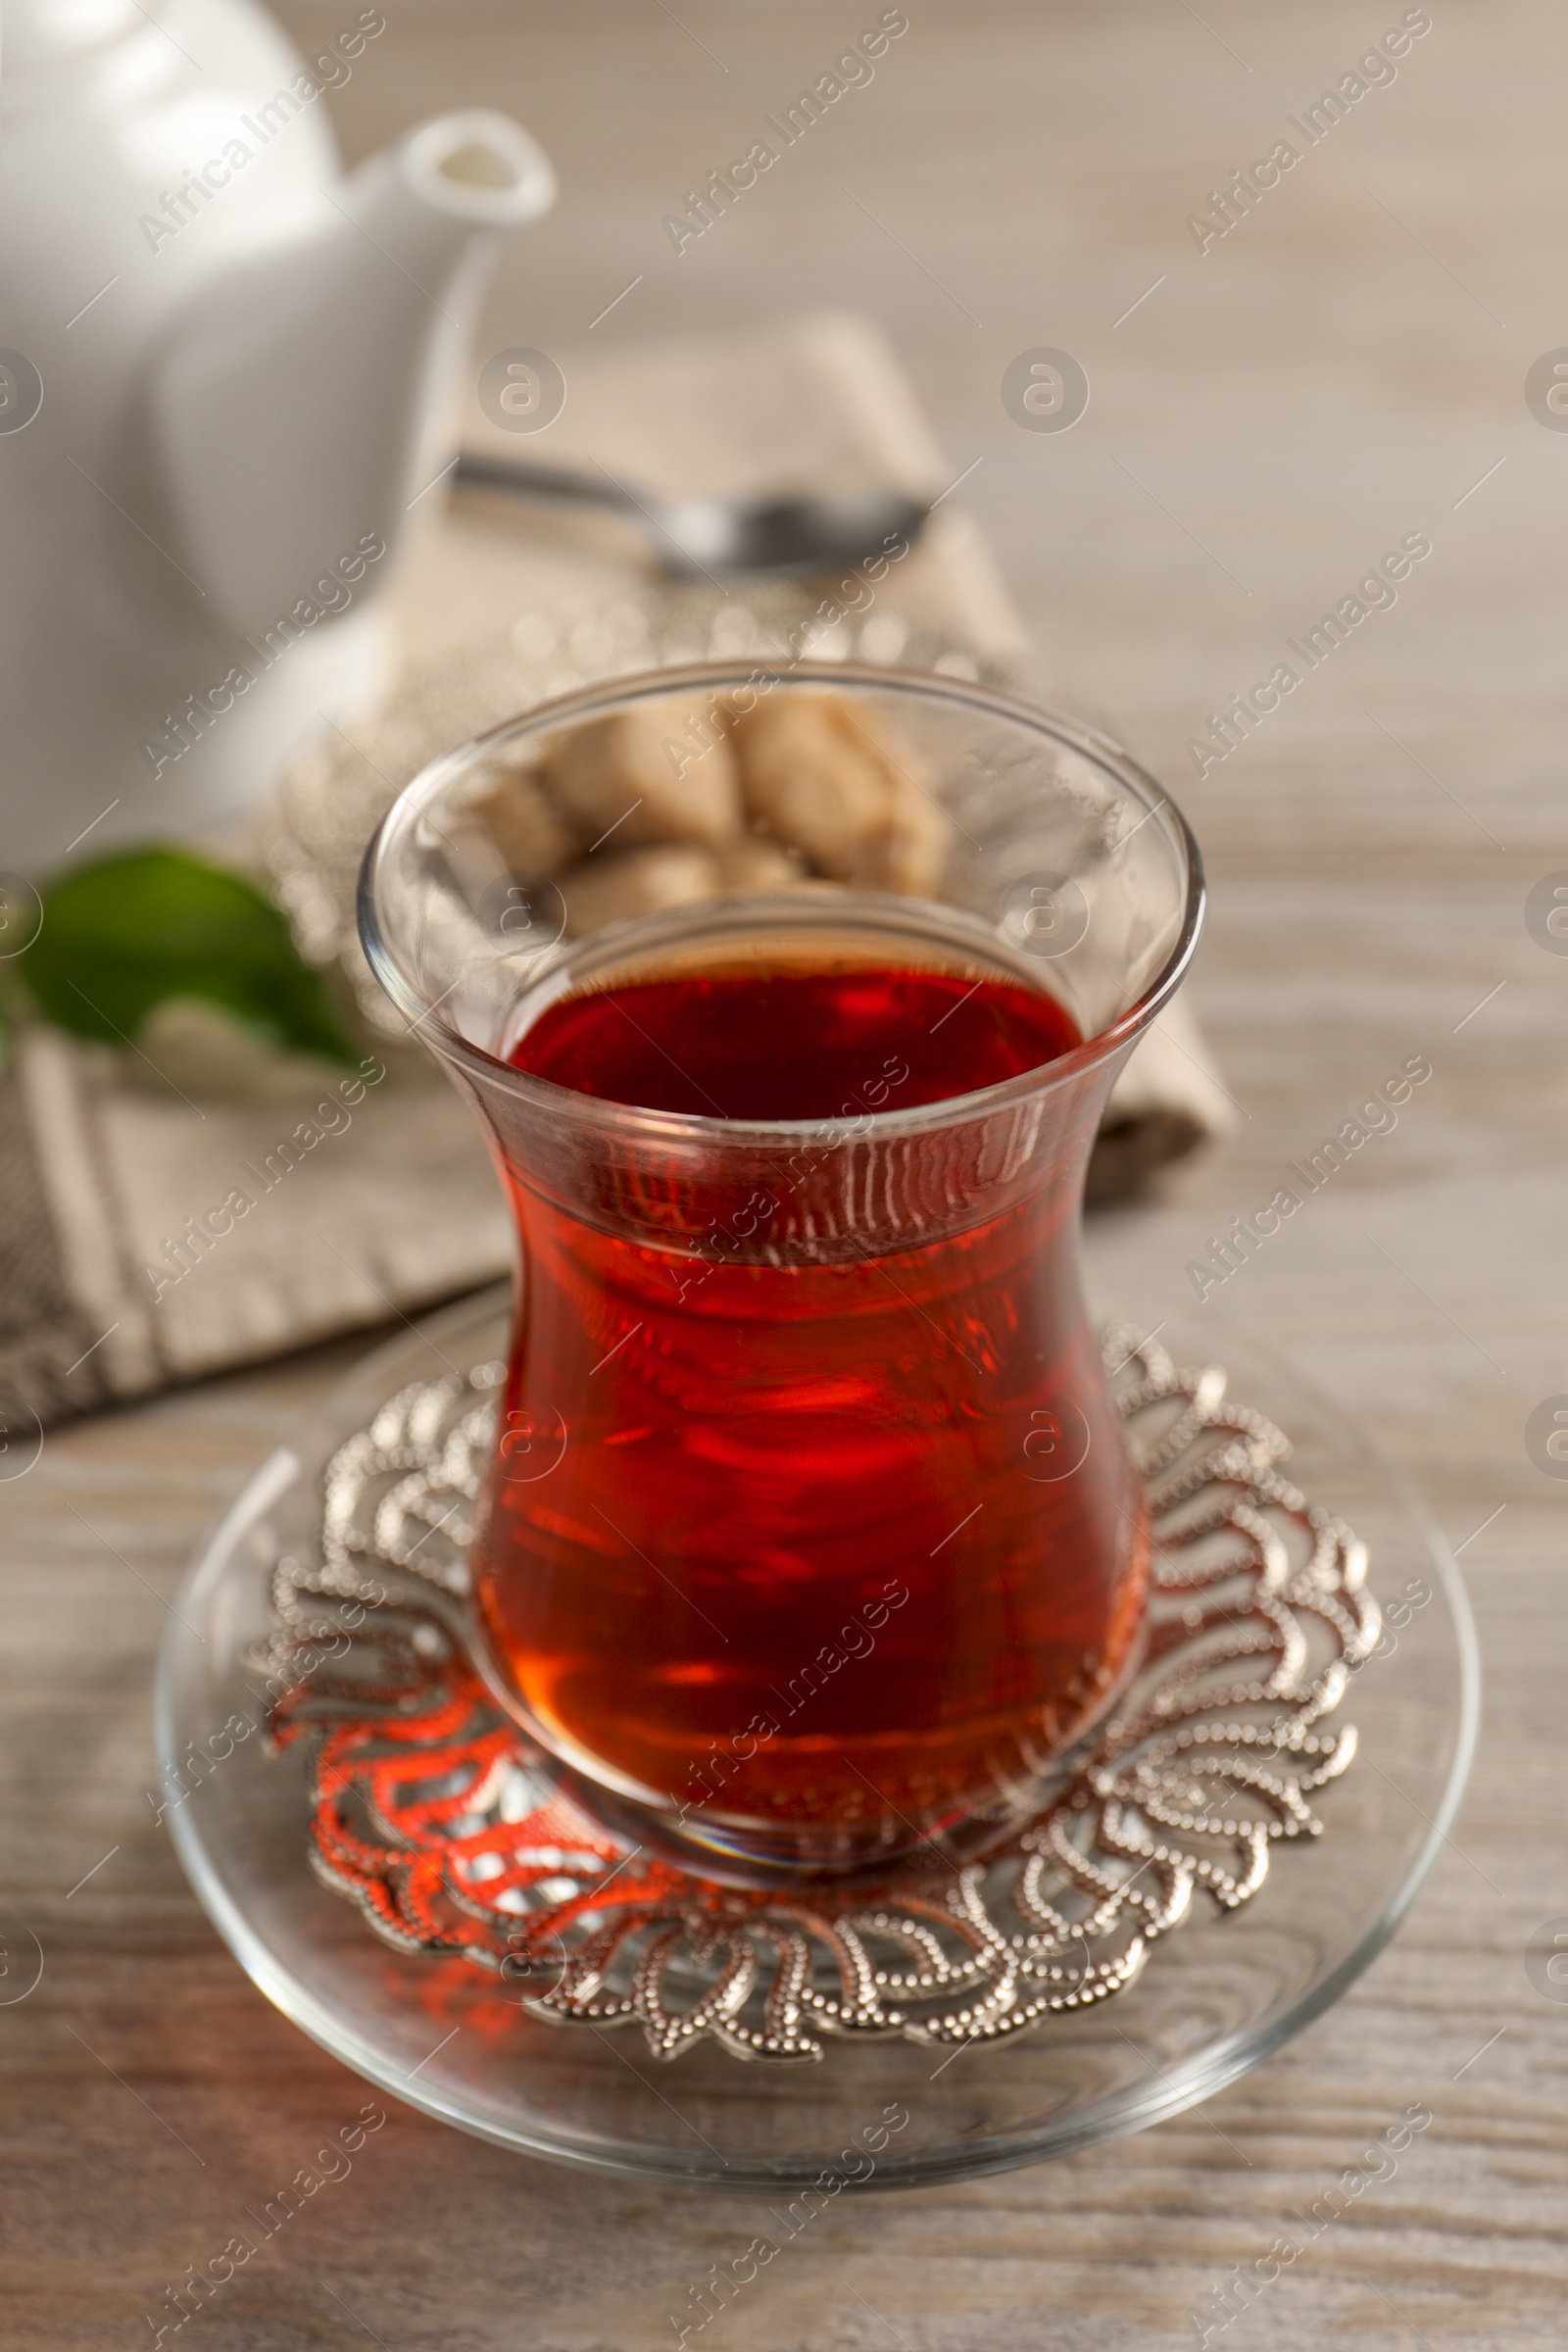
[359,662,1203,1879]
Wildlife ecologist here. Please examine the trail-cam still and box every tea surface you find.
[509,962,1083,1120]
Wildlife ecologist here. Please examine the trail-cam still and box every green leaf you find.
[19,847,357,1065]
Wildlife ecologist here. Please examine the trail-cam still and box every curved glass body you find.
[359,662,1203,1873]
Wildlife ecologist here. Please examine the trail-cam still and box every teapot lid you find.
[5,0,149,73]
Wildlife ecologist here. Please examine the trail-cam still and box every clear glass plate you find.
[157,1287,1477,2192]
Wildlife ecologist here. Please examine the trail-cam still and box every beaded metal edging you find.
[252,1330,1375,2064]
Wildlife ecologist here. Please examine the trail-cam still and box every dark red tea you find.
[474,956,1148,1862]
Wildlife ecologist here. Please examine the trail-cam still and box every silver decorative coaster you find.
[253,1331,1377,2065]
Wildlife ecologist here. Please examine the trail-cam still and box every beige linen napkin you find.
[0,313,1230,1428]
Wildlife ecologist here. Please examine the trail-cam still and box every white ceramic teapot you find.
[0,0,554,871]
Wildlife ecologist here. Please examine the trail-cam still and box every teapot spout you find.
[143,110,555,639]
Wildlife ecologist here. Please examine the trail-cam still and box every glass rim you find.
[357,658,1206,1144]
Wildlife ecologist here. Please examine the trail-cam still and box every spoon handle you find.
[454,452,650,520]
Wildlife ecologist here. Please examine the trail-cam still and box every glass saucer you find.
[157,1288,1476,2192]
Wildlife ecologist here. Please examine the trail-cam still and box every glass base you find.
[525,1634,1147,1893]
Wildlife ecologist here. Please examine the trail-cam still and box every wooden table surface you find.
[7,3,1564,2344]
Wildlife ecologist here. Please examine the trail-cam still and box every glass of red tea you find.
[360,662,1203,1878]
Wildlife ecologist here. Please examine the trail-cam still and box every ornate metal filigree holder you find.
[253,1331,1377,2065]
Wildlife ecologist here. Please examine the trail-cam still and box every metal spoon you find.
[453,452,930,579]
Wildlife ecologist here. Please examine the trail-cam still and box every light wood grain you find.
[5,2,1565,2345]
